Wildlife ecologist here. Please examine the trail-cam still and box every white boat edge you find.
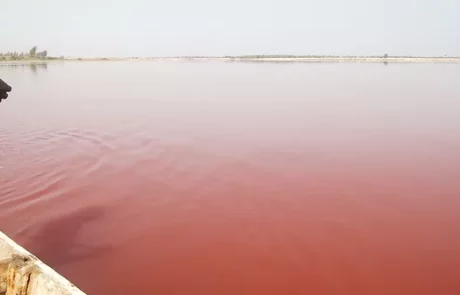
[0,231,86,295]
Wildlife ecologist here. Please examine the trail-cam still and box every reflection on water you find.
[1,61,460,295]
[30,63,48,73]
[0,62,48,73]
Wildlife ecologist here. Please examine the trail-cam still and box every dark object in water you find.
[0,78,12,102]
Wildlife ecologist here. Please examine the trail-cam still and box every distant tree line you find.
[0,46,62,61]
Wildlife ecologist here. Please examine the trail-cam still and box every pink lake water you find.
[1,61,460,294]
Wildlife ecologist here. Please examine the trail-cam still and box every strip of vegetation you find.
[0,46,63,61]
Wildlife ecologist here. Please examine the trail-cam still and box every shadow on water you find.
[24,206,112,267]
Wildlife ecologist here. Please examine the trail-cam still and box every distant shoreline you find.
[1,56,460,63]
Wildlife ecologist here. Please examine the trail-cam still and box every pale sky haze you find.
[2,0,459,57]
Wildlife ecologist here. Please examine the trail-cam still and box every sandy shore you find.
[226,57,460,63]
[121,57,460,63]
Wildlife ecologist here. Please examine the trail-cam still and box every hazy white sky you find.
[2,0,459,57]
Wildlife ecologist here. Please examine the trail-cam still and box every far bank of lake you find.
[1,56,460,64]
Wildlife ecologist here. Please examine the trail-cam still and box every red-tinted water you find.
[1,62,460,294]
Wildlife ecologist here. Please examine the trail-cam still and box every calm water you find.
[1,61,460,294]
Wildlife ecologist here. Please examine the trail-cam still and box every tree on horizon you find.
[29,46,37,57]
